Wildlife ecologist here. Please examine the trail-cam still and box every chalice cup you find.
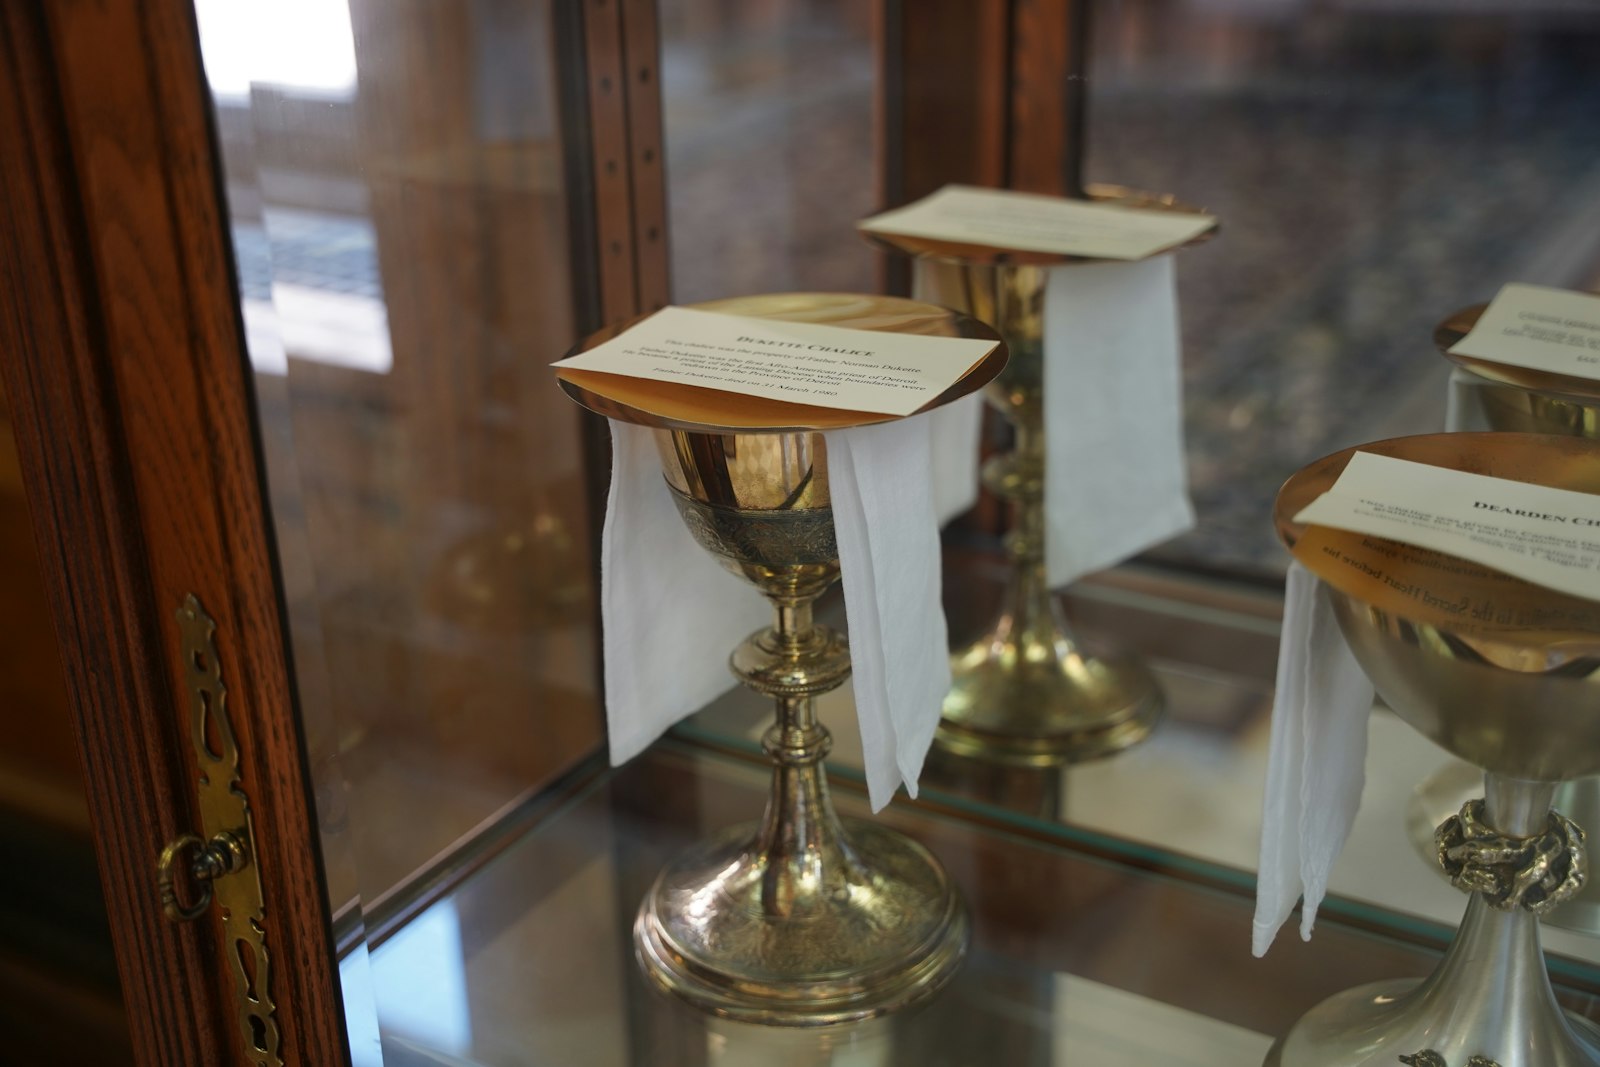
[1403,308,1600,935]
[1268,431,1600,1067]
[1437,303,1600,440]
[557,293,1005,1025]
[865,186,1214,765]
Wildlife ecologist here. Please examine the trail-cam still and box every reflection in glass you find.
[196,0,606,1061]
[661,0,880,301]
[195,0,357,101]
[1087,3,1600,574]
[372,901,472,1055]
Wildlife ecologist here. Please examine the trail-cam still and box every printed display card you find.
[1448,283,1600,378]
[1295,524,1600,640]
[1294,451,1600,603]
[552,306,997,416]
[858,185,1216,261]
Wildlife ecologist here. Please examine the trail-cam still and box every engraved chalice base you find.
[1264,973,1600,1067]
[1408,763,1600,936]
[635,817,968,1027]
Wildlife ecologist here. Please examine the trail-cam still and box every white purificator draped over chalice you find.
[554,292,1006,1025]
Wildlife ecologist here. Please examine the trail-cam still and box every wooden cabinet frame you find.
[0,1,344,1061]
[0,0,1086,1061]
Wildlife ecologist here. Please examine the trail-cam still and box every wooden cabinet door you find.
[0,2,347,1063]
[0,0,678,1057]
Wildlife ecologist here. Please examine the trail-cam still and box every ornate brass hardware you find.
[156,595,282,1067]
[157,830,248,922]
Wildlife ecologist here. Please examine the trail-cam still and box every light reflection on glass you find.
[194,0,358,100]
[659,0,879,302]
[338,945,386,1067]
[370,901,474,1056]
[1049,973,1271,1064]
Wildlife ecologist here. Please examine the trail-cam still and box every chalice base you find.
[1407,762,1600,935]
[937,632,1164,767]
[1263,977,1600,1066]
[634,818,969,1026]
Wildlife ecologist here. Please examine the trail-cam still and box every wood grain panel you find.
[0,384,85,830]
[0,1,346,1063]
[1010,0,1089,196]
[888,0,1011,204]
[887,0,1088,203]
[0,6,228,1062]
[621,0,671,312]
[584,0,641,321]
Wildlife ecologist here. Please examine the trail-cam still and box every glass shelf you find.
[356,740,1599,1065]
[679,564,1600,986]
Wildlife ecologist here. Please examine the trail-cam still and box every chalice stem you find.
[749,594,859,917]
[1484,774,1558,838]
[631,573,967,1024]
[1266,773,1600,1065]
[999,417,1077,655]
[756,695,843,909]
[1399,775,1573,1051]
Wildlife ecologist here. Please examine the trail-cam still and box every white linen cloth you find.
[600,421,770,765]
[927,394,984,525]
[913,257,1195,574]
[1043,257,1195,586]
[601,417,950,812]
[823,417,951,811]
[1252,561,1376,956]
[912,264,986,526]
[1445,365,1494,432]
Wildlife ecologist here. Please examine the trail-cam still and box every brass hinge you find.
[156,595,282,1067]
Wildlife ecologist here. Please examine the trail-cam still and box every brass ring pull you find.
[158,832,212,922]
[158,829,247,923]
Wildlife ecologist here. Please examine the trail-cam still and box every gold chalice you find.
[1404,307,1600,936]
[557,293,1005,1025]
[864,186,1214,765]
[1268,431,1600,1067]
[1437,302,1600,439]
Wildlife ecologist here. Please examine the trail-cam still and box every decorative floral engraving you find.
[670,493,838,567]
[1435,798,1586,914]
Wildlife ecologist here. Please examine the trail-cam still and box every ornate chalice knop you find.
[1267,431,1600,1067]
[557,293,1005,1025]
[864,186,1214,765]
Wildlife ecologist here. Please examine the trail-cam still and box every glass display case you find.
[2,1,1600,1064]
